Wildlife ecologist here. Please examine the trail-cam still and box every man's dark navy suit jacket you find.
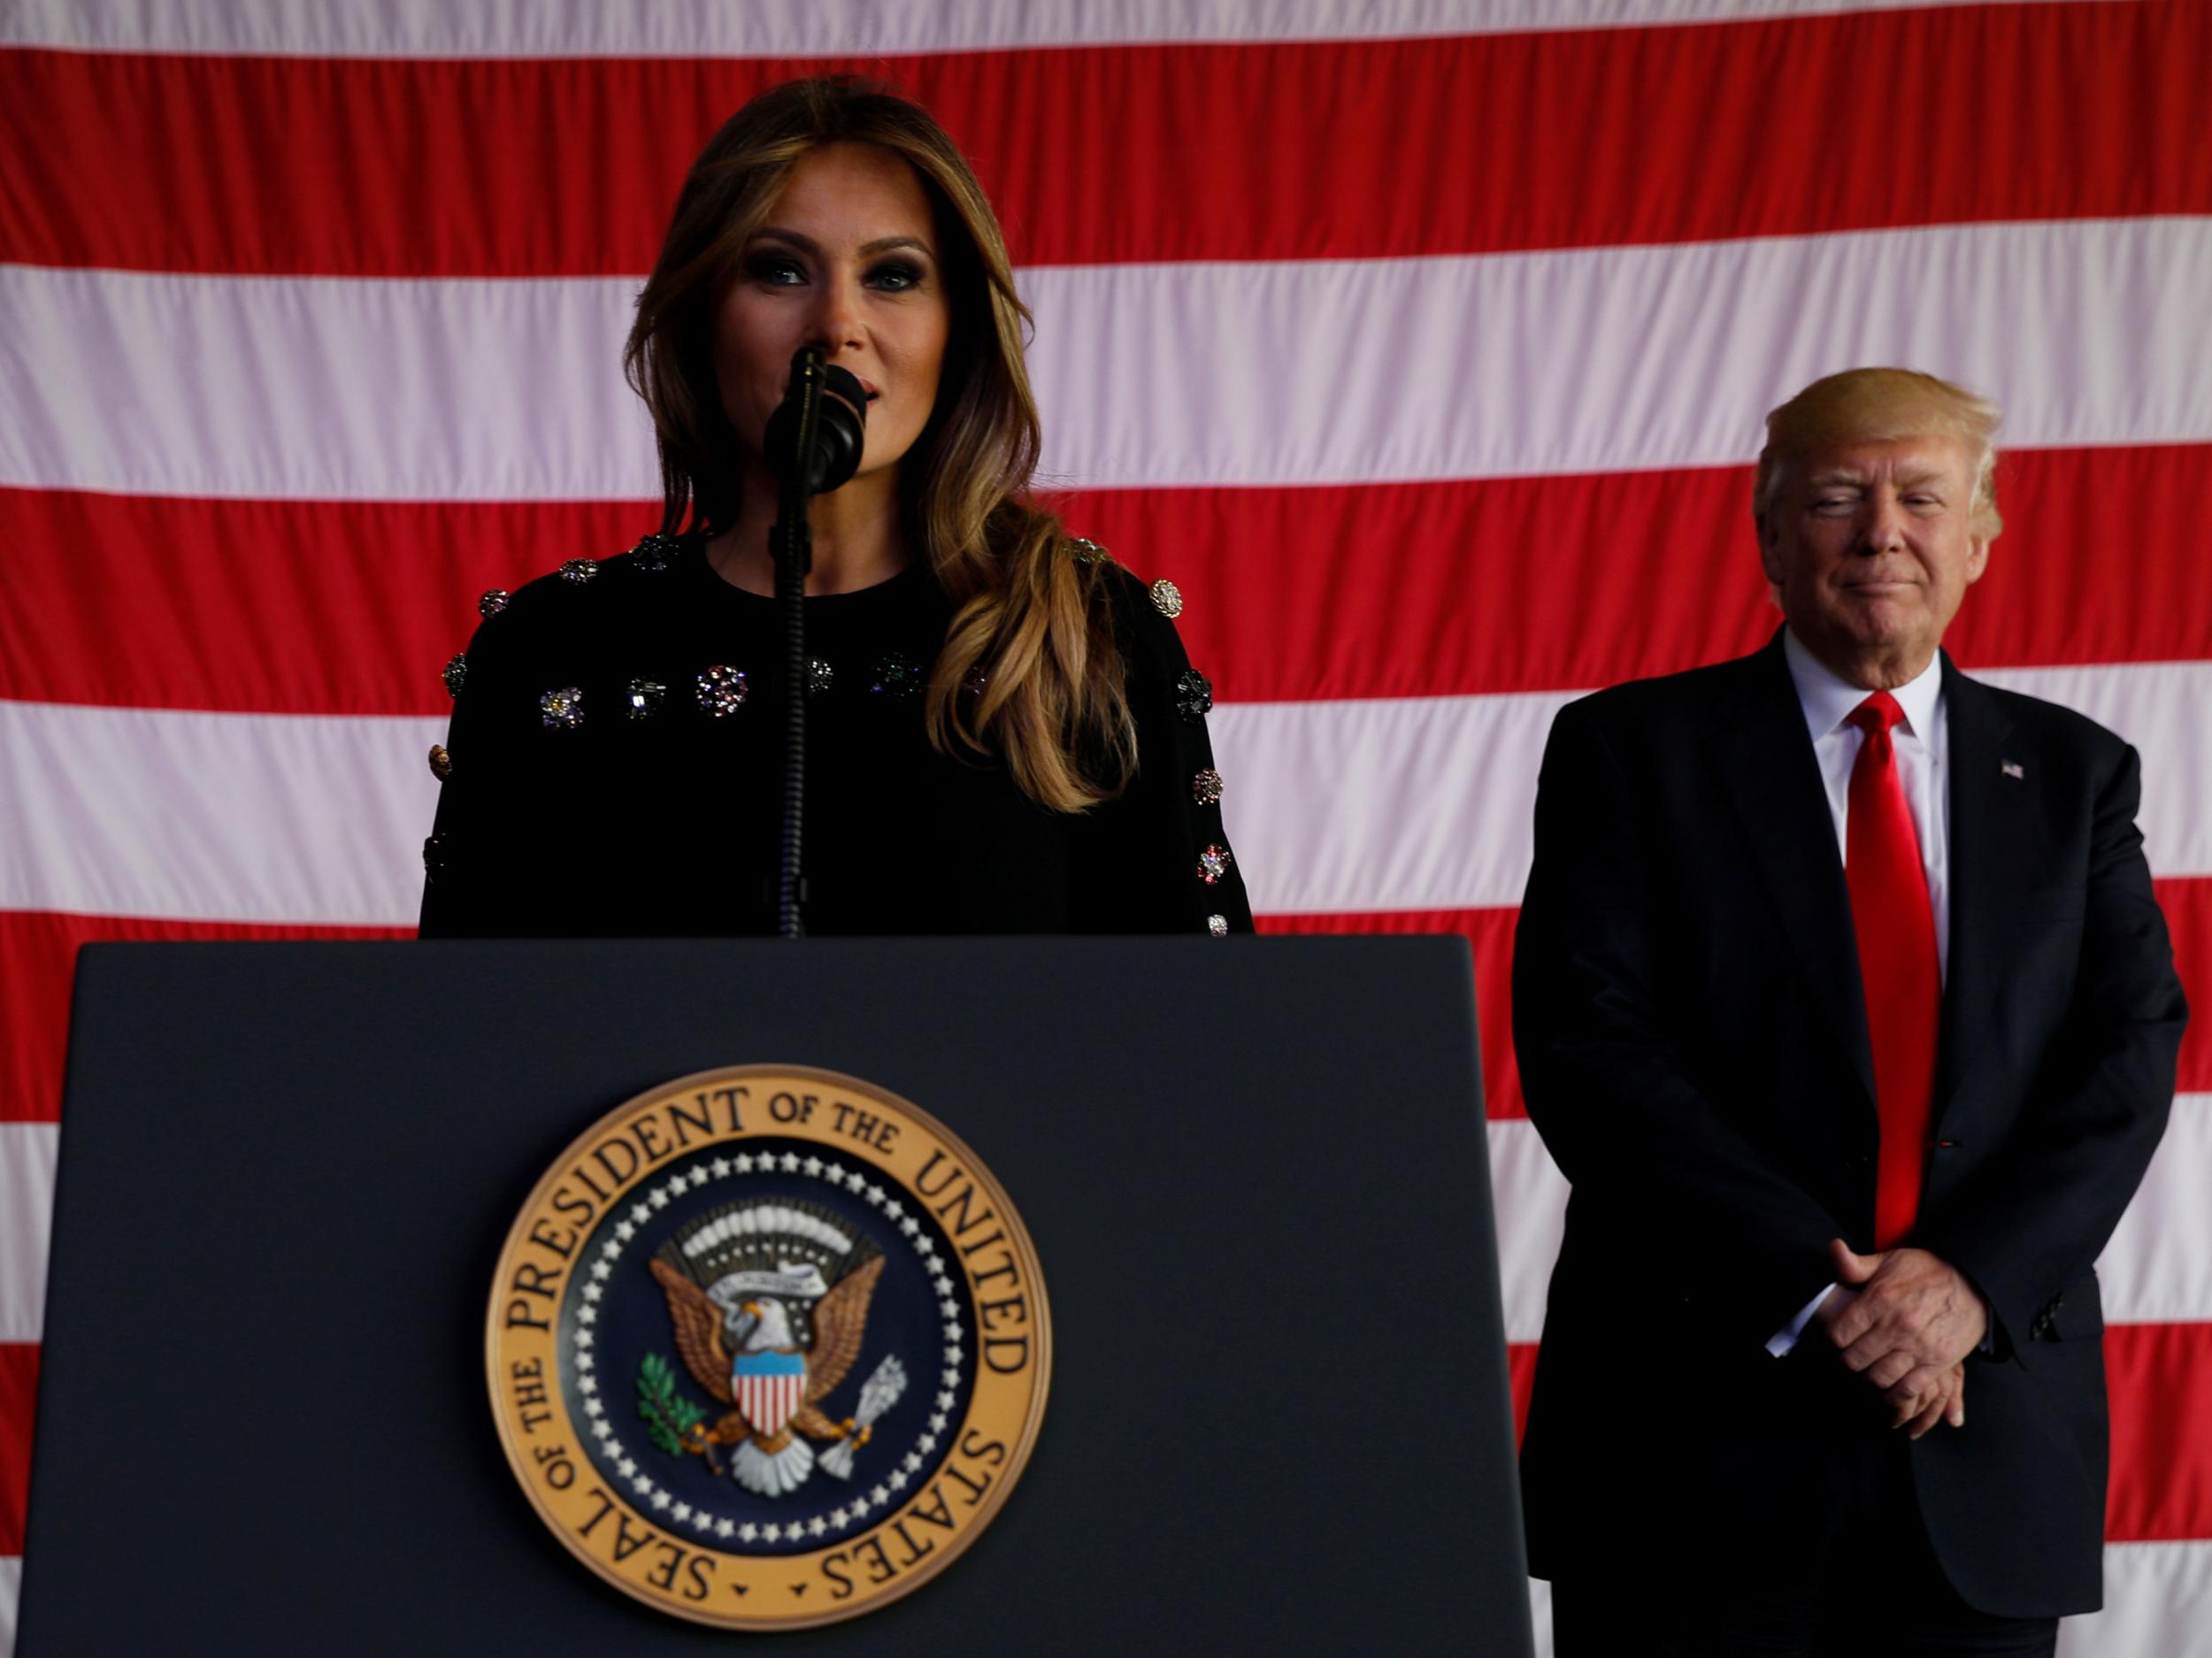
[1512,633,2186,1617]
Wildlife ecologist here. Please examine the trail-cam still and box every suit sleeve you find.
[1911,741,2186,1351]
[1512,697,1849,1344]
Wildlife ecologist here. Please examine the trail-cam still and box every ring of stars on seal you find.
[576,1150,967,1547]
[487,1065,1051,1630]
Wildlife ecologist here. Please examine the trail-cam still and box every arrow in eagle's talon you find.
[684,1424,726,1476]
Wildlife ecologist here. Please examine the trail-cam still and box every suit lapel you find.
[1708,638,1877,1105]
[1932,656,2024,1131]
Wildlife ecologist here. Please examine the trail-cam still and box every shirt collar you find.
[1782,626,1944,744]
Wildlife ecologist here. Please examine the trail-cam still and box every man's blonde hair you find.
[1753,367,2004,539]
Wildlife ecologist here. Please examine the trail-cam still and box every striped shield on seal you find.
[733,1350,808,1437]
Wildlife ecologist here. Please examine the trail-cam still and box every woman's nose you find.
[807,272,866,355]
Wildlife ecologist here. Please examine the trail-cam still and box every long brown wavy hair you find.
[622,78,1134,812]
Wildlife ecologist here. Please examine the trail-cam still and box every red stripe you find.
[0,912,412,1125]
[1066,445,2212,704]
[0,491,643,717]
[1509,1340,1538,1447]
[0,1340,36,1555]
[11,447,2210,716]
[1258,908,1525,1120]
[2166,879,2212,1097]
[3,4,2203,276]
[1509,1322,2212,1541]
[2106,1321,2212,1542]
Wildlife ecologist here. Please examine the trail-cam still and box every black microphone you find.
[764,347,868,495]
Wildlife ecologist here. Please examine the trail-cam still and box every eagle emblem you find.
[646,1198,907,1498]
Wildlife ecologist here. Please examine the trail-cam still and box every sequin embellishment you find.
[558,557,599,584]
[1191,767,1224,805]
[806,656,835,697]
[1207,914,1229,936]
[442,654,468,696]
[963,667,990,699]
[1065,536,1110,566]
[625,679,666,718]
[697,665,749,717]
[629,533,680,571]
[1149,578,1184,618]
[871,651,922,699]
[427,744,453,780]
[1174,670,1213,723]
[539,687,584,729]
[1197,844,1233,885]
[478,588,510,618]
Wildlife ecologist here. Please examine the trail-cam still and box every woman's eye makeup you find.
[746,252,808,285]
[741,247,931,292]
[867,259,926,291]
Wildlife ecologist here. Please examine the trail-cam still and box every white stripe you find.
[3,659,2206,925]
[1529,1577,1554,1658]
[1488,1118,1567,1344]
[2056,1541,2212,1658]
[1978,662,2212,883]
[0,701,441,926]
[0,1555,18,1658]
[0,0,2098,58]
[2098,1094,2212,1325]
[1219,687,1573,916]
[1,1108,2197,1364]
[0,1125,57,1345]
[8,218,2209,499]
[0,268,660,505]
[1485,1096,2211,1352]
[1035,219,2212,487]
[1213,659,2212,916]
[0,1102,2186,1359]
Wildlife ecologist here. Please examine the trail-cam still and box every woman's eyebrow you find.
[858,235,932,257]
[749,227,932,259]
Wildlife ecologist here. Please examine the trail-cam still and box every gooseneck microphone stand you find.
[764,346,867,939]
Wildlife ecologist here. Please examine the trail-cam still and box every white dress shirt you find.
[1781,627,1950,981]
[1765,630,1951,1356]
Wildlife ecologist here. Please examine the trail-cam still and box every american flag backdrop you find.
[2,2,2208,1650]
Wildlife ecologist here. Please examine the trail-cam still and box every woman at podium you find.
[418,80,1250,940]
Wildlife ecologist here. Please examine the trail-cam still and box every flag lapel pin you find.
[2001,760,2025,780]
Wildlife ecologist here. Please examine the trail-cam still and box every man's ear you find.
[1756,512,1786,600]
[1963,531,1992,587]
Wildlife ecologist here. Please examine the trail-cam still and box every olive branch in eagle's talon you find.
[636,1350,715,1469]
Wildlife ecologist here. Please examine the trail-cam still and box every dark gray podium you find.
[20,938,1530,1655]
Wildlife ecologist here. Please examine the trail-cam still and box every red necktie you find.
[1846,691,1940,1248]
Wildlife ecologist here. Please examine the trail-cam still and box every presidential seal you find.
[487,1065,1050,1629]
